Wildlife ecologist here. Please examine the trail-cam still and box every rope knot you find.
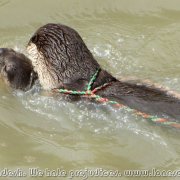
[85,90,93,95]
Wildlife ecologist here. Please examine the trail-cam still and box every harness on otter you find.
[53,68,180,129]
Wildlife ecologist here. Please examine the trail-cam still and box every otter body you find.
[27,24,180,121]
[0,48,37,90]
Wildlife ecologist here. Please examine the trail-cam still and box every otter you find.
[0,48,37,90]
[27,23,180,121]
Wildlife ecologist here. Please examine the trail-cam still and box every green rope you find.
[87,69,100,91]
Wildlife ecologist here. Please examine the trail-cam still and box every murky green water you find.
[0,0,180,179]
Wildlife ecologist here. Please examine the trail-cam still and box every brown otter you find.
[0,48,37,90]
[27,23,180,121]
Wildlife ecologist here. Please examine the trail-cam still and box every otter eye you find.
[31,34,39,43]
[4,64,16,73]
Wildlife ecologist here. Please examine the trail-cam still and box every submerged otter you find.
[27,23,180,121]
[0,48,37,90]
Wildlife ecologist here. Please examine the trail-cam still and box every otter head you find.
[27,23,99,90]
[0,48,37,90]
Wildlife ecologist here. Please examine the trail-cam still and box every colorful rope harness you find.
[54,69,180,129]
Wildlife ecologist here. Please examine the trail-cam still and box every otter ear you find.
[31,34,39,44]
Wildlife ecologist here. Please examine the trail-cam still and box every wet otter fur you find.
[27,23,180,121]
[0,48,37,90]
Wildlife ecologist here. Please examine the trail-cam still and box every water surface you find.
[0,0,180,179]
